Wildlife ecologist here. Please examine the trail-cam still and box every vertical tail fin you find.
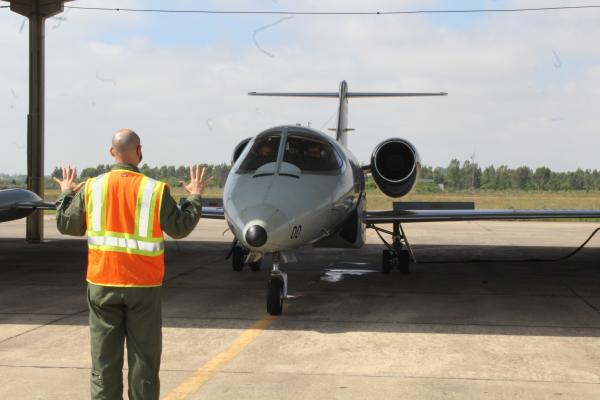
[336,81,349,146]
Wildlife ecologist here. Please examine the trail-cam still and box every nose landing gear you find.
[229,241,263,272]
[267,252,287,315]
[369,222,415,274]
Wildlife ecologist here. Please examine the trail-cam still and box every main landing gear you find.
[267,252,287,315]
[230,243,262,272]
[369,221,416,274]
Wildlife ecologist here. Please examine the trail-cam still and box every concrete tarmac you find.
[1,217,600,399]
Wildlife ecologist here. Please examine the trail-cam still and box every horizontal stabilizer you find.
[249,81,447,146]
[248,91,447,98]
[347,92,447,97]
[249,92,339,97]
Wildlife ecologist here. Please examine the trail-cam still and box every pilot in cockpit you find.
[257,140,278,165]
[258,141,276,158]
[304,143,322,159]
[303,142,326,170]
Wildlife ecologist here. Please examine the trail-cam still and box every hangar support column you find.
[7,0,70,242]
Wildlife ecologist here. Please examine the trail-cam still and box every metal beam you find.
[6,1,67,242]
[26,11,46,243]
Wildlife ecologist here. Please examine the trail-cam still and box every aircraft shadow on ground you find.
[0,239,599,337]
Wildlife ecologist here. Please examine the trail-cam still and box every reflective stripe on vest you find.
[88,235,164,255]
[90,174,105,232]
[85,170,166,287]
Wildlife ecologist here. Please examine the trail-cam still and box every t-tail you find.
[249,80,447,147]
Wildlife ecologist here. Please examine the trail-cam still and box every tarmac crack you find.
[0,309,87,345]
[0,364,91,370]
[563,283,600,315]
[0,312,75,316]
[163,255,225,285]
[0,253,223,346]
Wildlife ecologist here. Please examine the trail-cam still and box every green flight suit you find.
[56,163,203,400]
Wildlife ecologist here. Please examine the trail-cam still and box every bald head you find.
[110,129,143,165]
[112,129,140,153]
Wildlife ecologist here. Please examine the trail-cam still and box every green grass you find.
[43,187,600,220]
[365,190,600,210]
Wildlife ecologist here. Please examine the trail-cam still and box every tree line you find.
[420,159,600,191]
[66,161,600,191]
[3,160,600,192]
[48,164,232,188]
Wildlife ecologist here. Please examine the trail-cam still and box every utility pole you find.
[470,152,476,189]
[7,0,70,242]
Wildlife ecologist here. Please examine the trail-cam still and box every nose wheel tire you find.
[232,246,245,271]
[267,276,284,315]
[249,259,262,272]
[232,245,263,272]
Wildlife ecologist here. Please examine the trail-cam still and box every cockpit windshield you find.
[283,135,342,173]
[237,135,281,173]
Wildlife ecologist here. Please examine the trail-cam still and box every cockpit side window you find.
[283,135,342,174]
[237,135,281,173]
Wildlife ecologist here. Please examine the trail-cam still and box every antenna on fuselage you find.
[249,81,447,147]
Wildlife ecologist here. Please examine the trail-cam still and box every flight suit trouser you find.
[87,283,162,400]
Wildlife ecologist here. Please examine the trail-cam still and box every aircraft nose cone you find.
[245,225,268,248]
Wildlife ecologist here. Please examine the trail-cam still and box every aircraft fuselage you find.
[224,125,364,255]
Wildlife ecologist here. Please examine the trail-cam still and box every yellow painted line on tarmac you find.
[163,314,276,400]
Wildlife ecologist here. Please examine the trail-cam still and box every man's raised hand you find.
[53,165,85,193]
[180,165,212,196]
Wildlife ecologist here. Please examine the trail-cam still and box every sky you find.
[1,0,600,174]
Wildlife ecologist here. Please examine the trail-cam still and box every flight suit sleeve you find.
[55,188,87,237]
[159,186,203,239]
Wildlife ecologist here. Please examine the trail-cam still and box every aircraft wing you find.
[11,201,56,210]
[364,209,600,224]
[14,200,223,219]
[201,206,225,220]
[0,188,56,223]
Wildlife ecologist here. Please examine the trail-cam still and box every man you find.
[304,142,322,159]
[54,128,210,399]
[257,140,275,159]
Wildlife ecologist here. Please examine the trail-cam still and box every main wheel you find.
[381,250,392,274]
[232,246,245,271]
[249,259,262,272]
[267,276,284,315]
[398,250,410,274]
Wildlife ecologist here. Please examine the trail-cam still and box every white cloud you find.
[1,0,600,174]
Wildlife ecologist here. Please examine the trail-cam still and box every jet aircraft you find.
[204,80,600,315]
[0,188,54,223]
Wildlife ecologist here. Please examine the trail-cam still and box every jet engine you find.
[231,137,252,164]
[370,138,420,197]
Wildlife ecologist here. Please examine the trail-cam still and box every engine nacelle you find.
[231,137,252,164]
[370,138,420,197]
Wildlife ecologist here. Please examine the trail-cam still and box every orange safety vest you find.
[84,169,166,287]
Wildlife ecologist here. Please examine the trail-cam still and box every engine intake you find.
[370,138,420,197]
